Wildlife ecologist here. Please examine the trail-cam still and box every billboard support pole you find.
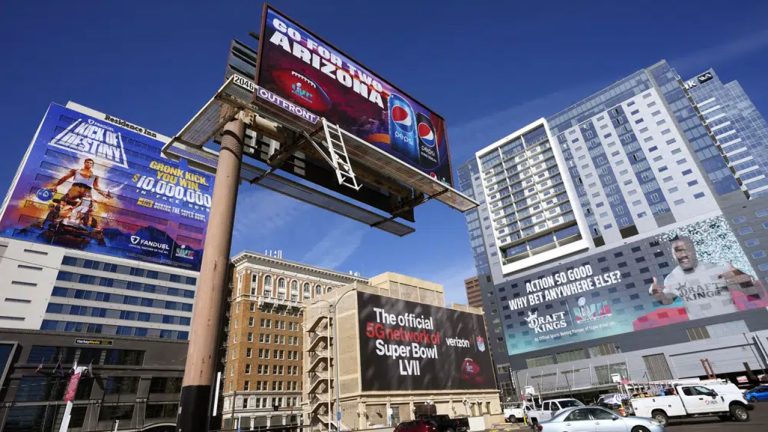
[178,114,245,432]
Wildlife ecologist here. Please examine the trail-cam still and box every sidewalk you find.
[485,422,531,431]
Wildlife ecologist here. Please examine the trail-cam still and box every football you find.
[271,69,332,112]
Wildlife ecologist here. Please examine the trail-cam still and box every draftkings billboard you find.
[0,103,213,271]
[255,5,453,185]
[503,215,768,355]
[358,292,496,391]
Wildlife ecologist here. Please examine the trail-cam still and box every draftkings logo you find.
[49,118,129,167]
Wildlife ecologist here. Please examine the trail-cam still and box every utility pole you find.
[177,115,246,432]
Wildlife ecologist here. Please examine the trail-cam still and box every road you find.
[664,401,767,431]
[493,402,768,431]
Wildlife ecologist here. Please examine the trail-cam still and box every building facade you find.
[0,330,187,432]
[464,276,483,309]
[304,279,500,432]
[684,69,768,196]
[462,60,768,399]
[0,238,197,340]
[0,101,210,431]
[221,252,367,431]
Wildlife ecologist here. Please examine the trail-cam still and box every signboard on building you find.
[0,103,213,270]
[357,292,496,391]
[255,5,453,185]
[503,215,768,355]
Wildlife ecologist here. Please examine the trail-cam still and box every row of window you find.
[56,272,195,299]
[41,320,189,340]
[253,348,301,360]
[27,346,144,366]
[62,256,197,285]
[231,395,300,410]
[46,303,190,325]
[51,287,193,312]
[251,364,300,375]
[244,274,337,301]
[246,380,300,391]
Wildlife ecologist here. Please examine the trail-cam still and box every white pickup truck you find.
[630,383,753,426]
[525,398,584,424]
[502,402,525,423]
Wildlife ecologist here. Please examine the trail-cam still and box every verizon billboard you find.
[357,292,496,391]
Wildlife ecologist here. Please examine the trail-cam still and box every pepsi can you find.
[416,113,439,168]
[388,93,417,161]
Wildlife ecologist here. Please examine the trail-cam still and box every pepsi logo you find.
[391,105,412,127]
[418,122,435,146]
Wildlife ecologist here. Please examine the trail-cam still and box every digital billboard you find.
[0,103,213,271]
[358,292,496,391]
[256,5,453,185]
[503,215,768,355]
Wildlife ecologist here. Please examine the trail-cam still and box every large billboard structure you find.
[357,292,496,391]
[503,215,768,355]
[0,103,213,271]
[255,6,453,185]
[168,6,477,432]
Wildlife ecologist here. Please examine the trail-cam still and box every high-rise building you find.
[684,69,768,196]
[464,276,483,309]
[221,251,367,431]
[462,60,768,399]
[0,102,214,431]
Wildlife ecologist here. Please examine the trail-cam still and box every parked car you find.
[394,419,437,432]
[414,415,468,432]
[535,406,664,432]
[744,384,768,402]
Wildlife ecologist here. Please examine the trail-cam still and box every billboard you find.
[503,215,768,355]
[358,292,496,391]
[0,103,213,271]
[256,5,453,185]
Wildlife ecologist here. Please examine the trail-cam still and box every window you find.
[145,403,178,419]
[99,405,134,422]
[565,409,591,422]
[303,282,311,300]
[315,284,323,295]
[277,278,286,299]
[149,377,182,394]
[686,326,710,341]
[263,275,273,297]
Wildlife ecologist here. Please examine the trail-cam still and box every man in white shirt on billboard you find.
[649,235,760,320]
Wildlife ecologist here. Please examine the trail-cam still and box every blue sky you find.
[1,1,768,305]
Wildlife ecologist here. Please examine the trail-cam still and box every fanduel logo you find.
[49,118,129,168]
[129,235,169,251]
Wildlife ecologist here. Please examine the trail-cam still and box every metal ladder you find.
[322,118,362,191]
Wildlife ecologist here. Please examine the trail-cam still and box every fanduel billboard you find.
[0,103,213,270]
[255,5,453,185]
[358,292,496,391]
[503,215,768,355]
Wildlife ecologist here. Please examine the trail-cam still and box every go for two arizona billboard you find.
[256,5,453,186]
[358,292,496,391]
[0,103,213,271]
